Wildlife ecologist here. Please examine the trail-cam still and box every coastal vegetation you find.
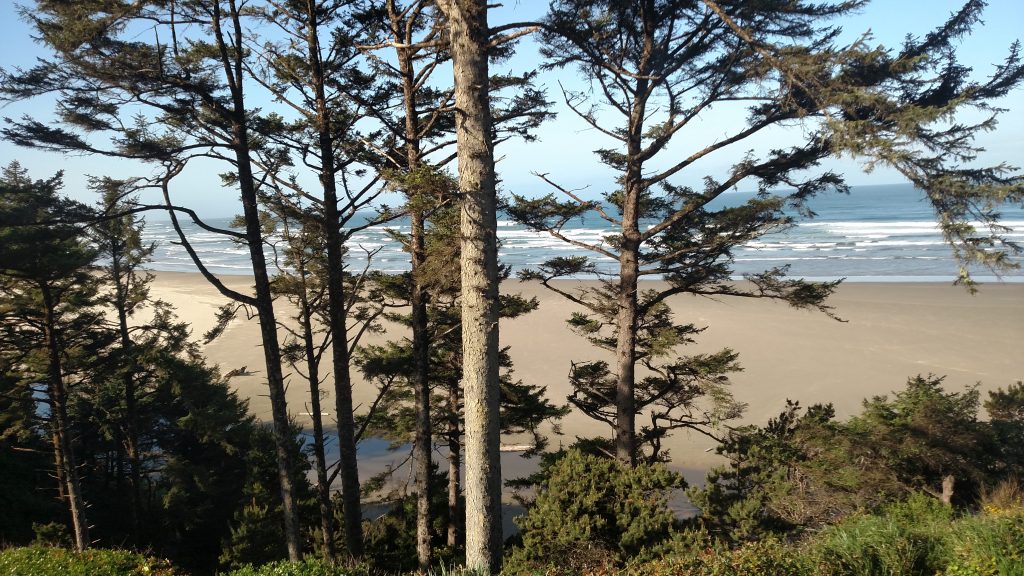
[1,0,1022,574]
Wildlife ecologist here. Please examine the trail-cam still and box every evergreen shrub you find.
[221,558,370,576]
[0,546,179,576]
[505,449,683,573]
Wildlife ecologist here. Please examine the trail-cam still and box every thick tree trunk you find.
[440,1,503,572]
[615,168,643,467]
[614,243,639,465]
[41,283,90,552]
[614,67,650,465]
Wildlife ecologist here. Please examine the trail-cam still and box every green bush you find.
[0,546,179,576]
[220,558,369,576]
[630,499,1024,575]
[506,449,683,573]
[629,537,810,576]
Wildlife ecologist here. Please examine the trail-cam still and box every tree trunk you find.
[394,22,434,571]
[447,383,462,550]
[440,1,503,572]
[111,251,143,543]
[41,283,90,552]
[614,242,639,465]
[941,475,956,506]
[613,66,650,466]
[239,162,303,562]
[614,170,642,466]
[212,1,302,557]
[411,208,432,573]
[297,270,336,562]
[302,0,363,558]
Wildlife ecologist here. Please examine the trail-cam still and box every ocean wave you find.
[135,201,1024,278]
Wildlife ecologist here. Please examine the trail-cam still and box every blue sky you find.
[0,0,1021,218]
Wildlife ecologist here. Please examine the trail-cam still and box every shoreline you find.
[148,271,1024,480]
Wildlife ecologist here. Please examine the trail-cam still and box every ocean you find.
[141,183,1024,282]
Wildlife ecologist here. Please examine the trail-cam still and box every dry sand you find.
[149,271,1024,478]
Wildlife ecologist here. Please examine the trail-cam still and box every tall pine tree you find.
[509,0,1023,464]
[0,163,98,551]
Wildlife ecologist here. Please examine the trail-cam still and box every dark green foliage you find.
[850,375,997,504]
[0,162,285,571]
[0,162,102,550]
[219,424,315,571]
[0,547,180,576]
[690,397,922,541]
[508,450,683,571]
[147,360,259,573]
[0,372,61,543]
[359,467,454,573]
[692,376,1007,543]
[985,382,1024,476]
[222,558,369,576]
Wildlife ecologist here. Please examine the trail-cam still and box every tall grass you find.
[808,495,953,576]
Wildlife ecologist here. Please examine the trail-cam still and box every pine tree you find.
[245,2,404,556]
[1,2,312,557]
[434,1,503,570]
[357,203,568,556]
[352,2,549,568]
[509,0,1023,464]
[87,177,158,543]
[143,352,259,573]
[0,162,99,551]
[265,212,338,561]
[260,204,387,562]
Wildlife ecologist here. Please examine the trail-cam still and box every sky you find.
[0,0,1021,219]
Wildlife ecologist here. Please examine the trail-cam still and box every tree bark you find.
[238,155,303,562]
[614,241,639,465]
[615,151,644,466]
[446,383,462,549]
[296,265,337,562]
[613,42,651,464]
[110,243,143,543]
[41,282,90,552]
[213,0,302,560]
[439,1,503,572]
[392,15,435,569]
[301,0,364,558]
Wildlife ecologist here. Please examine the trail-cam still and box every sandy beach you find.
[149,271,1024,479]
